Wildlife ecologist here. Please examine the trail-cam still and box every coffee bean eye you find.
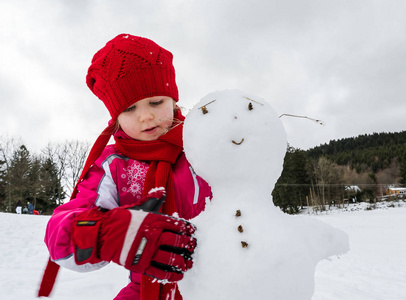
[248,102,253,111]
[199,99,216,115]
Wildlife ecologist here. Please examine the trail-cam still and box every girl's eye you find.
[150,100,164,106]
[124,105,136,112]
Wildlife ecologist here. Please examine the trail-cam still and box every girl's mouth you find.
[143,126,158,133]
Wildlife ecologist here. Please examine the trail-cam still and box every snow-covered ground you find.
[0,202,405,299]
[312,201,406,300]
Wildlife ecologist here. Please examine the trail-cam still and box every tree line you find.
[273,131,406,214]
[0,136,89,214]
[307,131,406,173]
[2,130,405,215]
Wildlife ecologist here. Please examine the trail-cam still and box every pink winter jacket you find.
[44,144,211,299]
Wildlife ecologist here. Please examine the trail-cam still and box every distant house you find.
[386,187,406,196]
[345,185,361,192]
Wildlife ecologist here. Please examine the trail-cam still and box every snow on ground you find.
[0,213,128,300]
[0,202,405,299]
[311,202,406,300]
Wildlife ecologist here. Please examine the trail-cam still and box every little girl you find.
[40,34,211,300]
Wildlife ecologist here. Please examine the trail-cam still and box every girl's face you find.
[117,96,175,141]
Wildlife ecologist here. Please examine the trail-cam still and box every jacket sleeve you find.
[44,151,120,272]
[173,153,212,220]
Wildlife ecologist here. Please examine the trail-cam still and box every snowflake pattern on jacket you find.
[122,161,149,199]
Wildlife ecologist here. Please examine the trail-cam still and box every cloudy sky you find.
[1,0,405,153]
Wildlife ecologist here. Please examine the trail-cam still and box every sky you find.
[1,0,405,153]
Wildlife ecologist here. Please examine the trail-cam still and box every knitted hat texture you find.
[86,34,179,120]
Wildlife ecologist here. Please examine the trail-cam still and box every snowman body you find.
[178,90,349,300]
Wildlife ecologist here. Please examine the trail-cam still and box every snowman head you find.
[184,89,287,190]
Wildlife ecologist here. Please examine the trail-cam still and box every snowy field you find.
[0,202,405,300]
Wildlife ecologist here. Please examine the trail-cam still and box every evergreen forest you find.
[2,131,406,215]
[272,131,406,214]
[0,137,89,214]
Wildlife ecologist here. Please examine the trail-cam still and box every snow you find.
[1,204,406,299]
[0,213,129,300]
[179,90,348,299]
[1,89,404,299]
[312,205,406,300]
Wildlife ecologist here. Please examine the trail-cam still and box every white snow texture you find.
[179,90,349,300]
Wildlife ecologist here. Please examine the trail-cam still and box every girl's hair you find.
[112,120,121,134]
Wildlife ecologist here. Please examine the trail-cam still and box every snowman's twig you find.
[198,100,216,110]
[279,114,325,126]
[244,97,264,106]
[199,100,216,114]
[160,118,184,135]
[171,118,184,129]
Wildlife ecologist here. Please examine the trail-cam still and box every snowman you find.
[178,89,349,300]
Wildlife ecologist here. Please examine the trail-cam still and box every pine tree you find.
[272,147,311,214]
[38,157,65,213]
[26,156,42,211]
[7,145,31,211]
[399,152,406,186]
[0,159,6,210]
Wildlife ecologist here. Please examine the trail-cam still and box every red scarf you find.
[39,111,185,300]
[114,113,184,300]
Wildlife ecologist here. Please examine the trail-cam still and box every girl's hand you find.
[71,190,196,282]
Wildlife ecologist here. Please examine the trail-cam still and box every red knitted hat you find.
[86,34,179,120]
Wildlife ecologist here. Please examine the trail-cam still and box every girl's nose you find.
[138,109,153,122]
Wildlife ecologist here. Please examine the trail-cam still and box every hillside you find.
[306,131,406,174]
